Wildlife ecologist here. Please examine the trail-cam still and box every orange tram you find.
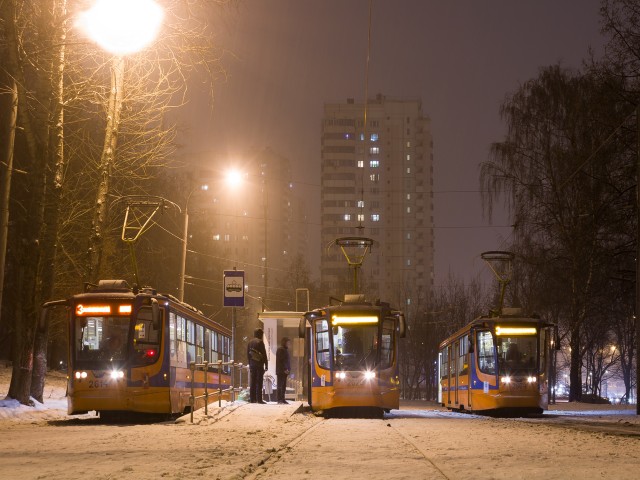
[299,295,406,417]
[438,309,557,415]
[45,280,232,418]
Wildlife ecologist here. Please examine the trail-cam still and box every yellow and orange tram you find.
[45,280,231,418]
[438,309,556,415]
[299,295,405,417]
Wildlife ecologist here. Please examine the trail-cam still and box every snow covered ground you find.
[1,367,639,479]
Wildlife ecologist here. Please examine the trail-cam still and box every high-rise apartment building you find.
[321,95,434,308]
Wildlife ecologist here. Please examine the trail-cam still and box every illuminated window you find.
[370,160,379,168]
[371,214,380,222]
[407,167,411,174]
[344,133,351,140]
[370,146,379,154]
[212,234,220,241]
[360,133,365,141]
[406,141,411,148]
[344,214,351,221]
[370,174,379,182]
[357,214,364,222]
[357,200,364,208]
[370,133,379,141]
[357,160,364,168]
[406,232,411,240]
[407,259,411,266]
[407,206,411,213]
[406,193,411,200]
[406,154,411,161]
[242,235,249,241]
[224,234,230,242]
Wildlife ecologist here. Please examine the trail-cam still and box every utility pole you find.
[636,104,640,415]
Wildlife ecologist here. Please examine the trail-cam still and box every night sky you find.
[174,0,607,287]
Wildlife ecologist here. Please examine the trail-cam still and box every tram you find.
[438,308,557,415]
[299,294,405,416]
[44,280,232,417]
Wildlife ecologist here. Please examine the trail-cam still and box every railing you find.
[188,360,250,423]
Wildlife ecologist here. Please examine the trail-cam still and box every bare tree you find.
[481,64,635,401]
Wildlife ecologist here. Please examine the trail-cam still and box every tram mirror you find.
[298,317,306,338]
[398,314,406,338]
[151,298,159,325]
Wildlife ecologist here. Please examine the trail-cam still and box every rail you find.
[188,360,250,423]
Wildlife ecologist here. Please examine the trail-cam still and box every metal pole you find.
[636,104,640,415]
[178,204,189,302]
[204,361,208,416]
[232,306,236,397]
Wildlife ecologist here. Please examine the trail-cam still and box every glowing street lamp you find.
[77,0,164,56]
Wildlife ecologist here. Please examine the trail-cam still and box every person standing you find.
[247,328,268,404]
[276,337,291,404]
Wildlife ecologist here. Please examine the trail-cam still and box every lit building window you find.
[370,133,379,141]
[406,232,411,240]
[407,259,411,266]
[371,214,380,222]
[360,133,365,141]
[407,167,411,174]
[370,160,379,168]
[345,133,351,140]
[406,141,411,148]
[357,160,364,168]
[370,174,379,182]
[407,206,411,213]
[357,200,364,208]
[357,214,364,222]
[406,154,411,161]
[213,234,220,241]
[407,298,411,305]
[406,193,411,200]
[224,234,230,242]
[344,214,351,221]
[370,146,380,154]
[242,235,249,241]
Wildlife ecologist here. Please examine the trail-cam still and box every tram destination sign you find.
[223,270,245,307]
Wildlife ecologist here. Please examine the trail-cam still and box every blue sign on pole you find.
[223,270,245,307]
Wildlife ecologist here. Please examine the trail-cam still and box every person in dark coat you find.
[247,328,268,404]
[276,337,291,404]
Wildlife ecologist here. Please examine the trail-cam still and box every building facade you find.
[321,95,434,308]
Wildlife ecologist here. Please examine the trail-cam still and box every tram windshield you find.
[497,335,537,376]
[333,325,379,370]
[74,316,130,364]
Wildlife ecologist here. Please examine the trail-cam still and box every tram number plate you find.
[89,380,109,388]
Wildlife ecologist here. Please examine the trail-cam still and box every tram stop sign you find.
[223,270,245,307]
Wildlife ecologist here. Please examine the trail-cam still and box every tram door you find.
[453,341,459,405]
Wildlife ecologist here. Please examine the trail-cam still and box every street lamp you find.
[77,0,164,280]
[178,184,209,302]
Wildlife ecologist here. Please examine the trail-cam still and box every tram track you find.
[522,417,640,438]
[244,416,451,480]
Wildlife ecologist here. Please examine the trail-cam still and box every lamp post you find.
[77,0,164,280]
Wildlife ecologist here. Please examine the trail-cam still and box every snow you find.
[1,367,639,479]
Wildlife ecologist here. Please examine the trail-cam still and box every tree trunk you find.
[31,0,67,403]
[88,56,125,282]
[568,325,582,402]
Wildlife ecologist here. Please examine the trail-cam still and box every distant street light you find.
[77,0,164,280]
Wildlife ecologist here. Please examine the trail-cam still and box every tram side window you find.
[210,331,219,366]
[176,315,187,367]
[170,312,176,359]
[539,328,547,373]
[186,320,196,364]
[132,307,161,366]
[440,347,449,379]
[196,324,204,363]
[476,330,496,375]
[379,319,394,369]
[458,336,469,375]
[315,319,331,369]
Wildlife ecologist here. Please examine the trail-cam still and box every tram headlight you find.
[75,371,88,379]
[336,372,346,380]
[527,376,537,383]
[110,370,124,380]
[501,375,511,384]
[364,371,376,380]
